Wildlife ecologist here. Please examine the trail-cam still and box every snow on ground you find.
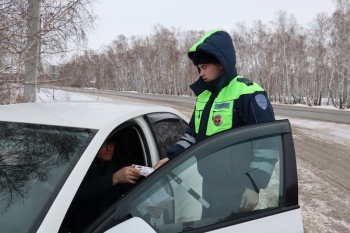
[292,103,350,111]
[36,89,350,149]
[36,89,350,142]
[36,88,113,102]
[276,115,350,148]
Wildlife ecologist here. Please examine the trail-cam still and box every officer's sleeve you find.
[244,135,279,192]
[167,111,196,160]
[236,91,278,192]
[238,91,275,124]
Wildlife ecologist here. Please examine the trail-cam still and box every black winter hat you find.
[190,51,220,66]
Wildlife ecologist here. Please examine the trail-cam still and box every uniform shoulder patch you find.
[237,77,253,86]
[255,94,268,110]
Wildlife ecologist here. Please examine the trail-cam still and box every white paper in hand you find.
[135,165,154,177]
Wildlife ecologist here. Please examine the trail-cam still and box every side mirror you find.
[104,217,156,233]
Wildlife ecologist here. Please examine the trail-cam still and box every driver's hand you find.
[152,158,169,170]
[112,165,141,185]
[240,188,259,212]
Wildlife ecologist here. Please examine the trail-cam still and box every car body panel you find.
[105,209,303,233]
[8,102,189,233]
[208,209,303,232]
[0,101,188,129]
[105,217,156,233]
[36,115,169,233]
[0,101,303,233]
[88,120,303,233]
[0,101,189,233]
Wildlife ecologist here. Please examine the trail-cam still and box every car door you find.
[144,112,188,159]
[143,112,188,224]
[85,119,303,233]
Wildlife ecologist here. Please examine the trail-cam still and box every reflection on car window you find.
[0,122,96,233]
[147,113,187,159]
[111,133,282,233]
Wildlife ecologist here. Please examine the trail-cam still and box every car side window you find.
[112,126,149,166]
[128,135,281,232]
[145,113,187,159]
[96,120,294,233]
[0,122,96,233]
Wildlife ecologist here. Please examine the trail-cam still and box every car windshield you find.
[0,121,97,233]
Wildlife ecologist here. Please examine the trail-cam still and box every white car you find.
[0,101,303,233]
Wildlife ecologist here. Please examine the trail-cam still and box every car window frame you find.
[85,119,299,233]
[107,121,153,167]
[144,112,188,159]
[56,121,152,233]
[32,128,98,232]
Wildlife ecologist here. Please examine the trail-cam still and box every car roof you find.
[0,101,186,129]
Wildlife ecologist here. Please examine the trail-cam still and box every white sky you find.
[88,0,336,50]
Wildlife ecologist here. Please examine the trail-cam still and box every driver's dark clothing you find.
[70,158,133,233]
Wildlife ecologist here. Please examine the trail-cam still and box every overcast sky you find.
[88,0,336,50]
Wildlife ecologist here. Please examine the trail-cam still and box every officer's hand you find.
[152,158,169,170]
[112,165,141,185]
[240,188,259,212]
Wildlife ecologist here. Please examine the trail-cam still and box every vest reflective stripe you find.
[195,76,264,136]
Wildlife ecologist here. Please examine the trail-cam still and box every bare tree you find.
[56,0,350,110]
[328,0,350,109]
[307,13,331,106]
[0,0,97,104]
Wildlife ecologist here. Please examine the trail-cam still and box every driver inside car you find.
[60,137,164,233]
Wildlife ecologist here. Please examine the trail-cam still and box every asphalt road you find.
[79,89,350,124]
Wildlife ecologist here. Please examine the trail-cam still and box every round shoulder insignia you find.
[213,114,223,126]
[255,94,268,110]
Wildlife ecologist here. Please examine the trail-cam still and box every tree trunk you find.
[24,0,41,103]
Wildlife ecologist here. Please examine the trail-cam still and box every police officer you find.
[154,30,277,218]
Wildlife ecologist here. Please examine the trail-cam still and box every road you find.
[78,89,350,124]
[77,88,350,232]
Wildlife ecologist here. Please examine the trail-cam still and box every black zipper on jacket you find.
[197,93,217,142]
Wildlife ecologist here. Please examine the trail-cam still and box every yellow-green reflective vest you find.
[195,76,264,136]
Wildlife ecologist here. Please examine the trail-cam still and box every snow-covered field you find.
[36,88,350,156]
[36,88,112,102]
[36,88,350,140]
